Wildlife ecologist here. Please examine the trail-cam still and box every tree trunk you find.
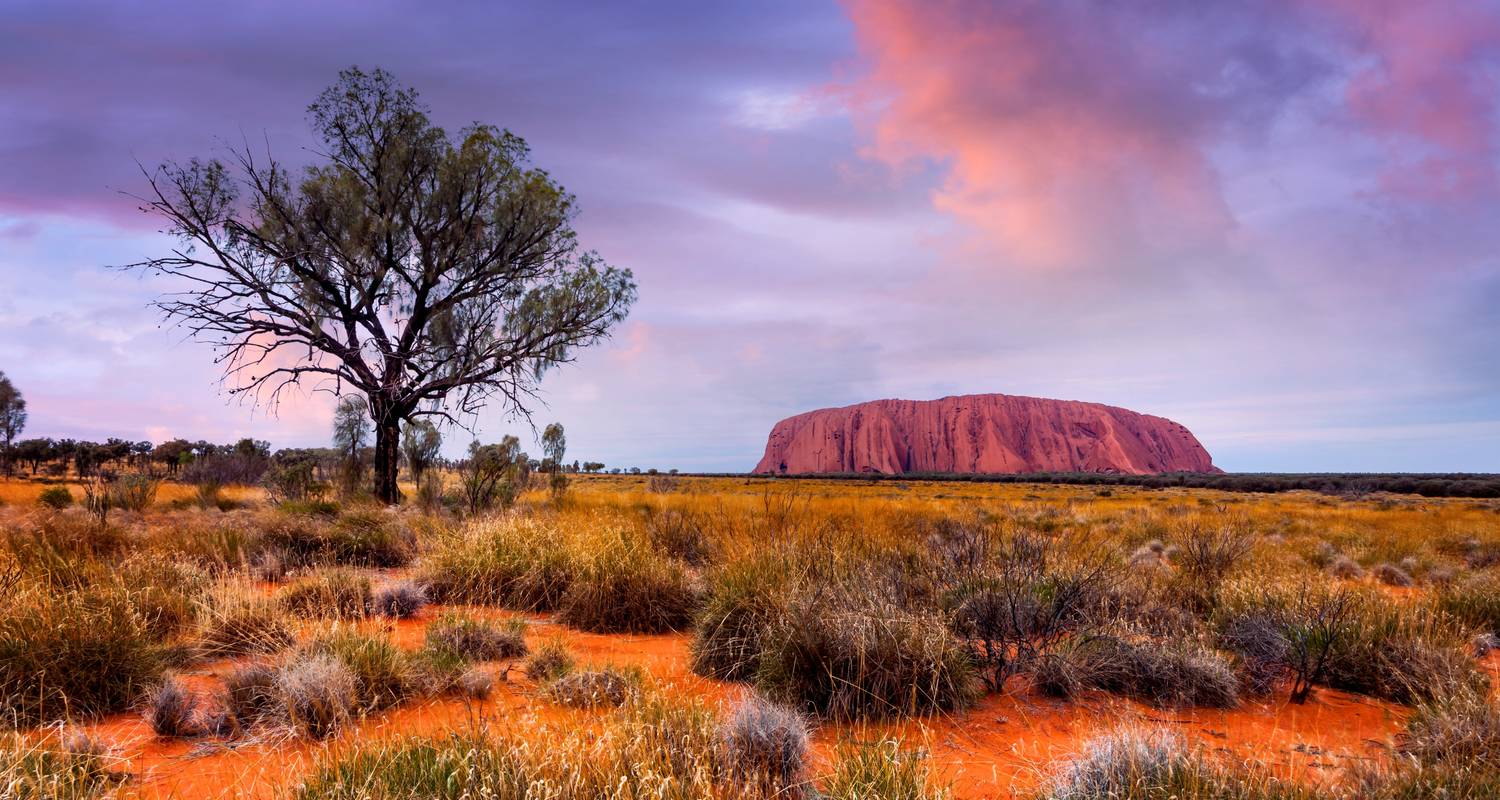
[372,411,402,505]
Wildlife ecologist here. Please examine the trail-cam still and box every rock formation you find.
[752,393,1218,475]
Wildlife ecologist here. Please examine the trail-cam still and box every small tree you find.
[401,420,442,480]
[332,395,370,494]
[459,437,528,514]
[0,371,26,472]
[125,67,636,504]
[541,422,567,500]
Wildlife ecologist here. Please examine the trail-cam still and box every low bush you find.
[645,508,713,566]
[1436,574,1500,634]
[557,529,697,634]
[222,661,279,729]
[546,666,641,708]
[1034,635,1239,709]
[1,581,166,725]
[302,629,416,712]
[0,733,120,800]
[275,653,357,739]
[1042,728,1313,800]
[524,638,575,683]
[457,667,494,700]
[690,556,792,681]
[822,741,947,800]
[371,581,426,619]
[1374,563,1415,587]
[142,675,203,738]
[280,570,372,619]
[753,591,979,720]
[37,485,74,509]
[719,694,809,796]
[420,517,573,609]
[424,614,528,662]
[196,588,295,658]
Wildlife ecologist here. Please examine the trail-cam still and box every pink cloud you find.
[839,0,1240,267]
[1314,0,1500,201]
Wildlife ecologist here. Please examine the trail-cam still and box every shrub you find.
[645,509,713,566]
[37,485,73,509]
[524,638,575,683]
[420,517,573,609]
[280,570,372,619]
[947,531,1118,690]
[457,667,494,700]
[558,530,697,634]
[118,556,207,640]
[546,667,640,708]
[222,661,280,728]
[1041,728,1313,800]
[822,741,947,800]
[0,733,120,800]
[108,474,159,512]
[1400,692,1500,770]
[754,592,979,720]
[196,587,295,657]
[371,581,427,619]
[1436,574,1500,634]
[142,675,202,738]
[1324,600,1486,704]
[1375,563,1415,587]
[424,614,528,662]
[690,556,791,681]
[720,694,809,795]
[326,510,415,568]
[275,654,357,739]
[1035,635,1239,708]
[302,630,416,712]
[1,581,166,725]
[1169,523,1254,612]
[1329,555,1365,580]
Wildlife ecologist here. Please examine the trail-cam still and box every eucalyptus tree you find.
[0,371,25,469]
[401,419,442,480]
[126,67,636,502]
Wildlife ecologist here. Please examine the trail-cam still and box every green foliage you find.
[37,486,73,509]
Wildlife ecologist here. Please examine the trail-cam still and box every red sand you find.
[75,608,1411,799]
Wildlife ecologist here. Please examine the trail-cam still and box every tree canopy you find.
[126,67,636,502]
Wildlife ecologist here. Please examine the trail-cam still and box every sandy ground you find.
[68,603,1454,800]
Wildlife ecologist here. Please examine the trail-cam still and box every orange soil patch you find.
[74,606,1408,800]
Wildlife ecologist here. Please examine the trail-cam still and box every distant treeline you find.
[684,471,1500,499]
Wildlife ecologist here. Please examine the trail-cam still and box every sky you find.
[2,0,1499,473]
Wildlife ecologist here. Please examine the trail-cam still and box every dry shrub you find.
[645,508,713,566]
[1436,573,1500,634]
[302,629,416,713]
[424,614,528,661]
[420,516,573,609]
[0,732,121,800]
[1375,563,1415,587]
[279,570,372,619]
[142,675,202,738]
[1035,635,1239,709]
[524,638,575,683]
[557,528,697,634]
[1042,728,1312,800]
[546,667,640,708]
[196,586,295,657]
[222,661,279,729]
[754,591,979,720]
[822,740,947,800]
[371,581,426,619]
[275,653,356,739]
[1329,555,1366,580]
[1,579,167,725]
[690,555,791,681]
[720,694,809,796]
[1168,522,1254,612]
[457,667,494,700]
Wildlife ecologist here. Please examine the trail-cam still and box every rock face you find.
[752,394,1219,475]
